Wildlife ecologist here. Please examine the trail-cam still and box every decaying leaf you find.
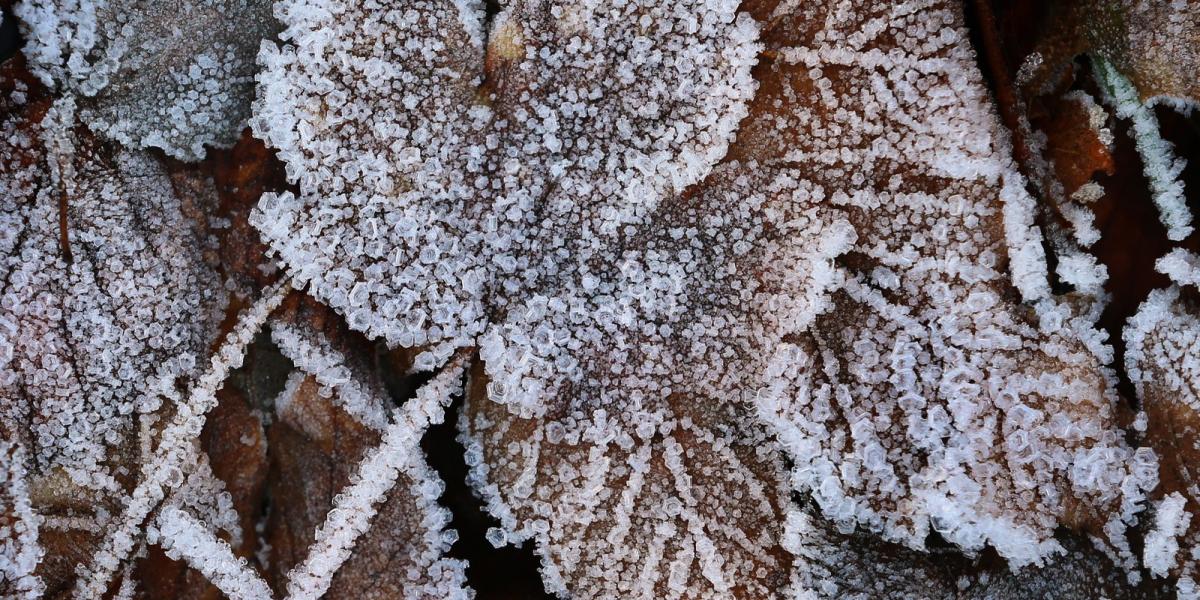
[0,74,228,593]
[785,501,1175,599]
[249,0,1163,596]
[1025,0,1200,106]
[999,0,1197,249]
[263,298,471,599]
[460,359,794,598]
[1126,249,1200,596]
[750,0,1156,571]
[14,0,280,160]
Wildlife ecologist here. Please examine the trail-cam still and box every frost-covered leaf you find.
[1028,0,1200,106]
[460,360,794,598]
[14,0,280,160]
[250,0,794,390]
[1008,1,1196,245]
[263,300,470,599]
[251,0,1161,592]
[748,0,1155,570]
[785,502,1175,599]
[0,77,230,592]
[254,0,846,595]
[1126,249,1200,594]
[130,377,269,600]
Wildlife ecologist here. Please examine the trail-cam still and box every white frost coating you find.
[1157,248,1200,289]
[271,320,390,431]
[272,369,309,423]
[1124,251,1200,589]
[283,355,469,600]
[73,278,290,600]
[451,0,486,48]
[1125,283,1200,417]
[459,381,796,599]
[250,0,1156,592]
[155,507,273,600]
[1062,89,1115,148]
[1059,202,1101,247]
[752,0,1154,573]
[1183,578,1200,600]
[1145,493,1192,577]
[251,0,766,417]
[1,99,227,491]
[1094,56,1193,241]
[165,451,244,548]
[1124,247,1200,586]
[15,0,279,159]
[1,88,233,596]
[1055,249,1109,296]
[999,171,1053,302]
[0,443,45,599]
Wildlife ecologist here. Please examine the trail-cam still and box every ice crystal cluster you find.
[3,0,1200,598]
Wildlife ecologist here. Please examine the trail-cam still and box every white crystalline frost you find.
[751,0,1154,573]
[1093,56,1193,241]
[249,0,1159,595]
[0,95,226,519]
[155,507,273,600]
[271,319,391,431]
[251,0,772,418]
[1125,249,1200,592]
[0,443,45,599]
[1157,248,1200,289]
[254,1,848,596]
[15,0,280,160]
[1125,250,1200,419]
[73,278,289,598]
[282,352,471,600]
[1145,493,1192,578]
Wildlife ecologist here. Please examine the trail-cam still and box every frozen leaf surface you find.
[1126,249,1200,595]
[748,0,1157,570]
[459,359,794,598]
[15,0,280,160]
[0,79,228,592]
[249,0,1161,593]
[1028,0,1200,106]
[1007,1,1196,246]
[263,301,471,600]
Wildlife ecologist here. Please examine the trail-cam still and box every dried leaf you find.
[1044,0,1200,105]
[264,299,470,599]
[1126,250,1200,593]
[749,0,1154,570]
[14,0,280,160]
[785,503,1174,599]
[0,81,228,593]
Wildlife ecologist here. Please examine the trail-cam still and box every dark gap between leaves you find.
[418,372,554,600]
[0,7,20,62]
